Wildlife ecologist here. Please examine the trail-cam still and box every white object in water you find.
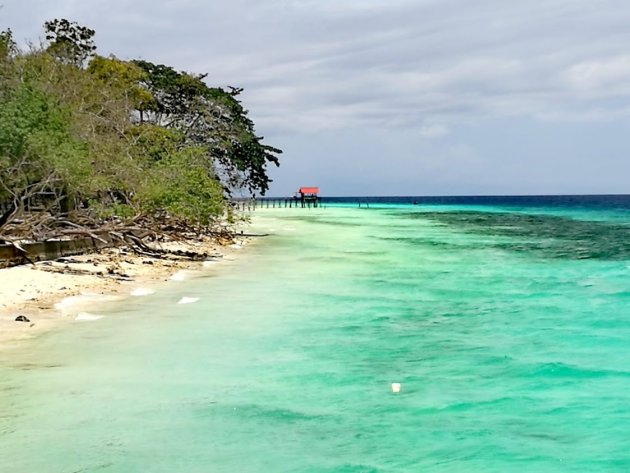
[54,296,80,312]
[75,312,104,322]
[391,383,401,393]
[170,271,187,281]
[202,260,218,268]
[178,297,199,305]
[130,287,156,296]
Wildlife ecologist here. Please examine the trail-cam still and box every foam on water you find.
[169,270,188,281]
[53,293,122,313]
[177,296,200,305]
[74,312,104,322]
[130,287,156,297]
[1,200,630,472]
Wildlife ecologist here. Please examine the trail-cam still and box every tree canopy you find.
[0,19,281,241]
[133,60,281,195]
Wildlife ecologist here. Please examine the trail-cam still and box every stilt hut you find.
[297,187,320,208]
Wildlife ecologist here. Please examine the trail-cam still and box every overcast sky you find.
[3,0,630,196]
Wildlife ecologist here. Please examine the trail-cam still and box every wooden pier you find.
[231,197,321,211]
[232,186,321,211]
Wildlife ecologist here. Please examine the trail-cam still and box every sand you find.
[0,236,247,348]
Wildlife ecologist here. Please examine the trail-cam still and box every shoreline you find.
[0,235,250,349]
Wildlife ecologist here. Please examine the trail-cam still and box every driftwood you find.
[0,169,255,270]
[37,262,133,281]
[0,204,242,269]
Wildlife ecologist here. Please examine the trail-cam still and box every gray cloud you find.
[5,0,630,129]
[3,0,630,195]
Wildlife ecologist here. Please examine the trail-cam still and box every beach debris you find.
[15,315,30,323]
[37,261,130,281]
[1,239,35,265]
[391,383,401,393]
[75,312,104,322]
[178,296,199,305]
[56,257,81,264]
[130,287,156,297]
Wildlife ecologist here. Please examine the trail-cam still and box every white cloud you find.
[419,124,449,138]
[565,55,630,95]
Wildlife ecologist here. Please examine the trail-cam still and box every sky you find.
[2,0,630,196]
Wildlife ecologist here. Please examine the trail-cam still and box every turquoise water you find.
[1,203,630,472]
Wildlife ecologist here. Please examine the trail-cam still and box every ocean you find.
[1,195,630,472]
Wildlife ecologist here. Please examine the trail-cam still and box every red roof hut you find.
[297,186,320,207]
[298,187,319,195]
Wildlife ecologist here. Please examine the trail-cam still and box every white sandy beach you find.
[0,237,248,348]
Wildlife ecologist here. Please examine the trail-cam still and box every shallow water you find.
[1,201,630,472]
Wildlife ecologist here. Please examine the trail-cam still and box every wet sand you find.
[0,236,247,347]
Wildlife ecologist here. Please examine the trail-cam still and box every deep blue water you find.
[321,194,630,211]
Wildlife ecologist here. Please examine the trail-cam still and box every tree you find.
[133,60,281,195]
[44,19,96,66]
[87,56,155,113]
[0,28,17,61]
[0,63,90,232]
[1,18,279,244]
[138,147,225,226]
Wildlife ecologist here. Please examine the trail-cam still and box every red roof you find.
[299,187,319,195]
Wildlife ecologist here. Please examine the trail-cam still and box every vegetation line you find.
[0,19,281,254]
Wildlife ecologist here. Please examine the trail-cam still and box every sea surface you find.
[1,195,630,472]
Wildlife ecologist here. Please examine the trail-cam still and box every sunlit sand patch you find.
[178,297,199,305]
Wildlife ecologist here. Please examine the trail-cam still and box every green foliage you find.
[138,148,225,225]
[129,124,182,163]
[0,77,89,202]
[87,56,154,111]
[133,60,281,195]
[88,200,135,219]
[133,60,208,117]
[0,29,17,61]
[0,18,280,233]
